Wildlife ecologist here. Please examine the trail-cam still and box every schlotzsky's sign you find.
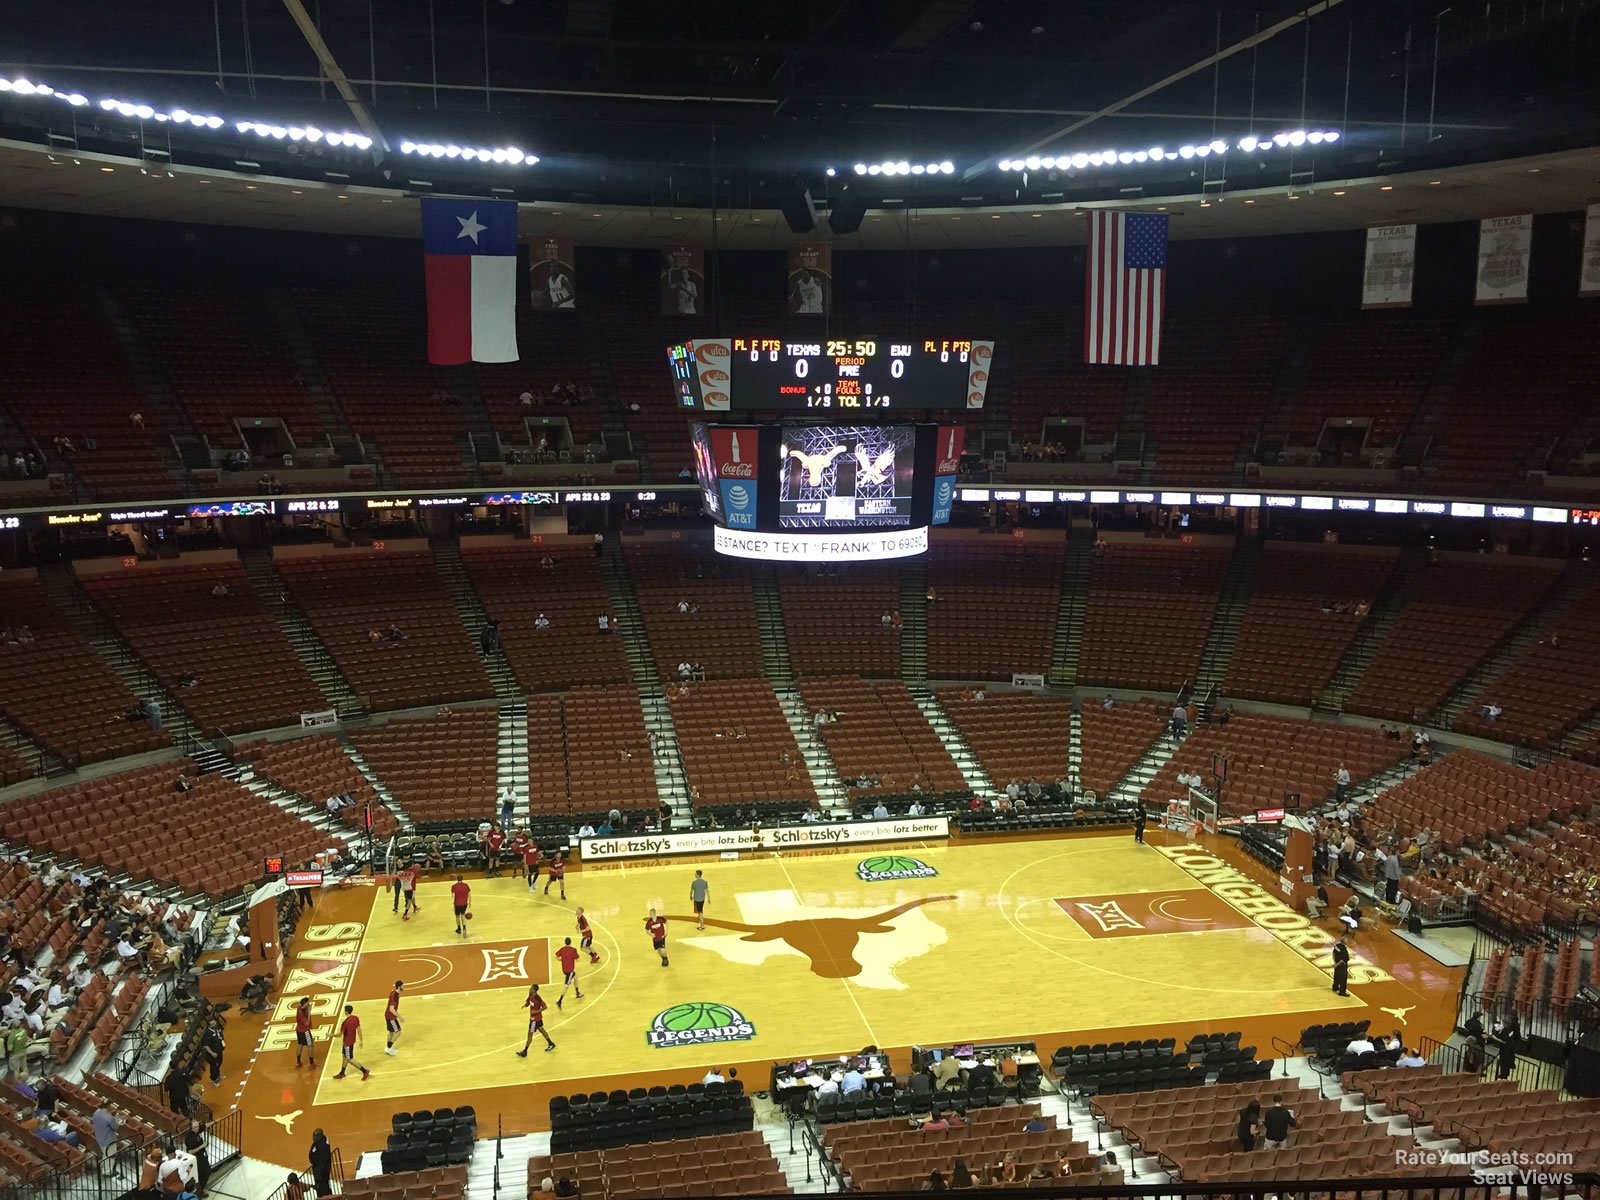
[1156,843,1394,986]
[580,817,950,862]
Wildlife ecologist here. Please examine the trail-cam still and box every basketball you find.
[860,854,923,876]
[656,1002,738,1033]
[465,911,474,920]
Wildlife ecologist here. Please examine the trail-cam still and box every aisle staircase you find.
[234,760,368,849]
[899,557,928,681]
[239,548,366,719]
[1194,536,1263,706]
[750,567,794,686]
[93,288,196,495]
[35,563,206,752]
[597,539,661,691]
[1433,561,1590,728]
[430,539,520,701]
[0,713,67,781]
[1109,727,1182,805]
[775,690,849,814]
[262,287,357,445]
[1556,707,1600,758]
[1317,545,1429,711]
[907,685,994,798]
[497,701,528,807]
[1047,523,1095,687]
[340,739,410,833]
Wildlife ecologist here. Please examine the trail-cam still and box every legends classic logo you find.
[857,855,939,883]
[646,1002,757,1048]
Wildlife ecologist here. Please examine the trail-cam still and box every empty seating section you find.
[77,560,324,736]
[1008,309,1125,447]
[1223,545,1398,705]
[670,680,814,811]
[559,685,659,814]
[826,1106,1110,1192]
[779,567,901,678]
[124,288,322,442]
[1347,1069,1600,1174]
[0,763,325,896]
[1145,316,1283,483]
[473,313,599,450]
[1145,712,1404,817]
[343,1166,467,1200]
[927,540,1062,679]
[1289,314,1449,446]
[0,575,169,764]
[0,743,26,788]
[1077,699,1166,796]
[460,541,630,690]
[248,733,401,840]
[938,691,1071,788]
[527,695,570,818]
[625,543,763,680]
[1453,572,1600,746]
[276,550,494,710]
[0,292,174,498]
[1078,544,1231,691]
[800,679,966,800]
[1362,748,1592,856]
[351,710,499,826]
[1098,1081,1411,1182]
[596,271,703,474]
[1347,560,1561,721]
[1431,309,1600,492]
[528,1131,786,1199]
[293,288,468,486]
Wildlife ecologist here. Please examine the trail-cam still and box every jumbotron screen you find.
[778,425,915,529]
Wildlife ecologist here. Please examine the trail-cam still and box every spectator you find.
[1346,1032,1376,1055]
[1334,763,1350,801]
[1490,1019,1519,1080]
[949,1160,973,1189]
[841,1064,867,1096]
[593,531,604,556]
[1381,848,1403,905]
[535,612,550,631]
[1397,1047,1427,1068]
[814,1071,840,1101]
[285,1174,309,1200]
[932,1049,962,1090]
[1262,1096,1296,1149]
[1022,1115,1049,1133]
[871,801,889,821]
[908,798,925,818]
[1236,1100,1261,1152]
[159,1142,197,1195]
[1305,884,1330,920]
[701,1066,724,1086]
[880,612,892,631]
[1481,703,1503,720]
[1171,702,1187,739]
[891,611,903,631]
[210,583,230,599]
[308,1129,333,1197]
[678,600,691,614]
[966,1056,996,1090]
[184,1116,211,1193]
[92,1102,118,1160]
[30,1116,80,1148]
[480,619,501,659]
[921,1168,946,1190]
[597,613,611,634]
[1462,1031,1487,1074]
[519,391,534,408]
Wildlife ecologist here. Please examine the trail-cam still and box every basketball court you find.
[229,829,1464,1169]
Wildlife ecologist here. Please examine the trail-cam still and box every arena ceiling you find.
[1,0,1598,221]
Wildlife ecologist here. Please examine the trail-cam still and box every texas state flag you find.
[422,197,519,365]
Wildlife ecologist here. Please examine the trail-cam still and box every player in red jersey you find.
[523,841,542,892]
[574,907,601,965]
[400,862,421,921]
[486,823,505,877]
[554,937,584,1009]
[516,983,556,1055]
[334,1004,371,1080]
[384,980,403,1056]
[451,875,472,937]
[293,996,316,1069]
[509,829,530,879]
[645,908,669,967]
[543,853,567,900]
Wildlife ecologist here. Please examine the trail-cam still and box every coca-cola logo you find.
[937,457,960,475]
[720,463,755,478]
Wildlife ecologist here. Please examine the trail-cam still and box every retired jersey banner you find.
[787,243,832,317]
[1581,203,1600,297]
[528,236,576,310]
[1362,224,1417,309]
[1476,214,1532,305]
[660,245,706,315]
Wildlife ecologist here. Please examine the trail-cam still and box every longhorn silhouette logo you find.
[789,444,848,485]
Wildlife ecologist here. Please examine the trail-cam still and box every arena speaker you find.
[1564,1031,1600,1097]
[828,187,869,236]
[779,183,818,235]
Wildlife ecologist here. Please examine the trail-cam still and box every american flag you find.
[1085,211,1168,366]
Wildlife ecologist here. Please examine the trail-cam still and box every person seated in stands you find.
[1022,1114,1049,1133]
[1101,695,1114,711]
[1338,895,1361,934]
[534,611,551,631]
[1,991,25,1025]
[385,624,407,642]
[1305,884,1330,920]
[1345,1030,1376,1055]
[966,1056,997,1090]
[1396,1047,1427,1068]
[814,1070,841,1102]
[422,838,445,872]
[596,612,611,633]
[577,821,597,838]
[367,628,384,643]
[25,1116,79,1148]
[173,774,193,793]
[932,1049,963,1091]
[1481,702,1503,720]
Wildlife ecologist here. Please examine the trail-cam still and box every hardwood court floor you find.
[224,827,1464,1171]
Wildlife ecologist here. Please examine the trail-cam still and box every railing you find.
[1422,1033,1576,1095]
[261,1146,346,1200]
[492,1114,504,1198]
[798,1113,845,1193]
[0,1106,243,1200]
[697,1178,1600,1200]
[1458,988,1598,1054]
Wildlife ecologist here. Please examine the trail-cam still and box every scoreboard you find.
[669,337,995,412]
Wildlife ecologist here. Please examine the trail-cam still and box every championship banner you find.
[528,236,576,310]
[660,245,706,315]
[1361,224,1416,309]
[931,425,965,527]
[1476,214,1532,305]
[1581,203,1600,297]
[787,243,832,317]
